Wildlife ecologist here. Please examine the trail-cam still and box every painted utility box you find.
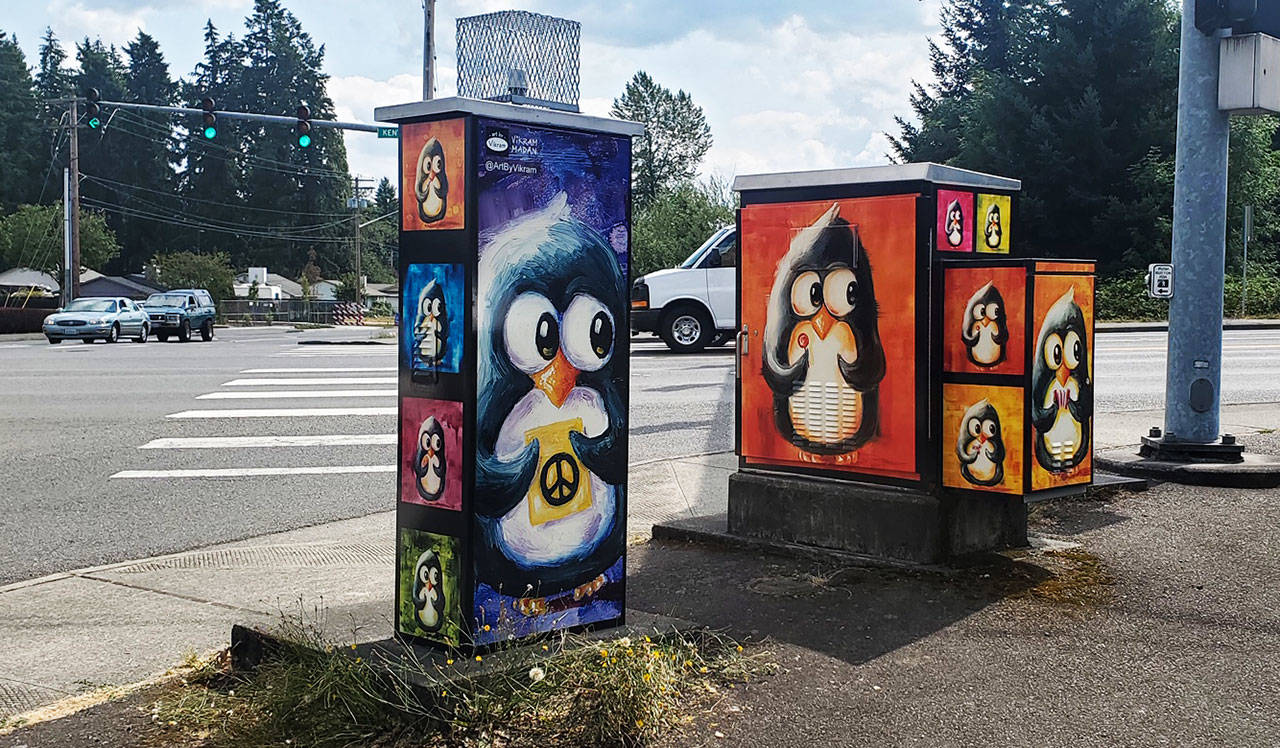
[374,97,642,648]
[731,164,1094,562]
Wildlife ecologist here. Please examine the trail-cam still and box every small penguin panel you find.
[397,528,463,646]
[401,118,466,231]
[399,397,463,510]
[942,265,1025,376]
[739,196,919,481]
[941,383,1024,494]
[1030,274,1094,490]
[401,263,465,378]
[976,194,1011,253]
[936,190,974,253]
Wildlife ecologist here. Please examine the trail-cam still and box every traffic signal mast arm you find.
[90,98,382,133]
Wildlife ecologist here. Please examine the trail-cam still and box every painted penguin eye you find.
[823,268,856,317]
[431,433,442,452]
[562,294,613,372]
[967,418,980,437]
[432,298,443,317]
[1064,331,1082,369]
[418,563,430,583]
[503,292,559,374]
[985,303,1000,321]
[790,271,821,316]
[982,420,997,438]
[420,429,431,450]
[432,155,444,172]
[973,304,986,320]
[1044,333,1064,369]
[429,567,440,584]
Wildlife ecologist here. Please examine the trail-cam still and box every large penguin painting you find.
[956,399,1005,487]
[415,137,448,224]
[400,118,465,231]
[413,279,448,372]
[761,203,886,458]
[411,549,446,632]
[961,281,1008,367]
[937,190,974,252]
[1031,288,1093,472]
[474,193,627,637]
[399,397,462,510]
[396,528,461,645]
[402,263,464,377]
[414,415,447,502]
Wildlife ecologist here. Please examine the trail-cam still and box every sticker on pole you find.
[1146,263,1173,299]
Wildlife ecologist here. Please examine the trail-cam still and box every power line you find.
[80,197,360,244]
[80,173,354,219]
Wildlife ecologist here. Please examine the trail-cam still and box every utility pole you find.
[68,99,81,300]
[351,176,373,308]
[1242,204,1252,317]
[62,168,71,307]
[423,0,436,100]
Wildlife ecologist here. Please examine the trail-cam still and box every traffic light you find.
[1196,0,1259,33]
[296,104,312,148]
[1232,1,1280,35]
[85,88,101,130]
[200,97,217,140]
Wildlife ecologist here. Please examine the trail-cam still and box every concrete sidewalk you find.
[5,402,1280,722]
[0,451,735,721]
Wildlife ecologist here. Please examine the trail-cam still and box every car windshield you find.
[679,227,732,269]
[64,299,115,312]
[146,294,188,307]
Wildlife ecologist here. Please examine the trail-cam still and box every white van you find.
[630,225,737,352]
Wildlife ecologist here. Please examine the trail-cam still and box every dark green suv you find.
[142,289,217,342]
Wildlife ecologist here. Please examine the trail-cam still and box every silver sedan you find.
[42,297,150,344]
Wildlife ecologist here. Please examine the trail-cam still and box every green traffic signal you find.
[298,133,312,148]
[88,116,101,130]
[203,126,217,140]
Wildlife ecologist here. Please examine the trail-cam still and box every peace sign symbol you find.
[539,452,580,507]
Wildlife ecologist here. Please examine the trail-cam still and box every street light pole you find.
[68,99,81,300]
[423,0,436,100]
[1145,0,1236,459]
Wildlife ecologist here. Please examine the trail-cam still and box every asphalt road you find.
[0,327,1276,586]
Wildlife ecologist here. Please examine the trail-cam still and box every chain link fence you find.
[456,10,580,110]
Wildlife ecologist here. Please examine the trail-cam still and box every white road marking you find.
[196,389,396,400]
[139,434,395,449]
[167,407,396,419]
[240,367,396,373]
[111,465,395,479]
[223,377,397,386]
[279,347,396,356]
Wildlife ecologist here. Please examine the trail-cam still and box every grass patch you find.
[149,623,770,747]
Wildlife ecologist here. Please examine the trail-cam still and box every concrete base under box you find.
[727,470,1027,564]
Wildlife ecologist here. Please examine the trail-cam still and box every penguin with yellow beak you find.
[762,203,886,455]
[1031,288,1092,471]
[475,194,626,616]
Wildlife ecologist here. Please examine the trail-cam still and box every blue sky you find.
[6,0,943,186]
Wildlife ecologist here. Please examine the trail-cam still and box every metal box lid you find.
[733,162,1021,193]
[373,96,643,137]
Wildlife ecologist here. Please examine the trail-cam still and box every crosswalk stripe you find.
[139,434,395,449]
[280,347,396,355]
[167,407,396,419]
[111,465,395,479]
[240,367,396,373]
[196,389,396,400]
[223,377,397,386]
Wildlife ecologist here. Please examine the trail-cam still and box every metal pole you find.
[423,0,436,100]
[1163,0,1230,446]
[1242,204,1251,317]
[62,167,71,307]
[93,99,382,133]
[68,99,81,300]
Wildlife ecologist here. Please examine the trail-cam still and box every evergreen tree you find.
[234,0,351,276]
[0,31,42,211]
[610,72,712,209]
[73,38,134,269]
[373,177,397,217]
[34,28,73,136]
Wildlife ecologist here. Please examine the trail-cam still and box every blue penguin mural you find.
[474,193,627,641]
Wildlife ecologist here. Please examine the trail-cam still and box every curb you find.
[296,339,395,346]
[1096,450,1280,489]
[1096,319,1280,332]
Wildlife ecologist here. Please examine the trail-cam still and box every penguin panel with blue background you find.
[1031,288,1092,472]
[414,415,446,502]
[412,549,446,633]
[984,202,1003,249]
[956,399,1005,487]
[961,281,1008,367]
[762,203,886,455]
[945,198,965,248]
[474,194,626,613]
[412,279,448,375]
[415,137,448,224]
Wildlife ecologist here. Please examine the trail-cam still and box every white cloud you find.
[47,0,154,46]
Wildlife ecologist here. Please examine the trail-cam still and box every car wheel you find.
[200,320,213,341]
[157,332,169,342]
[660,305,712,353]
[711,331,734,347]
[135,323,149,343]
[105,324,119,343]
[178,319,191,342]
[46,337,61,344]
